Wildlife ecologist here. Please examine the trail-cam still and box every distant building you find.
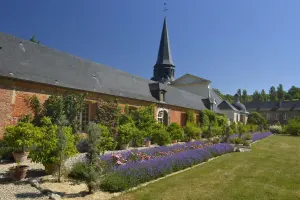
[0,17,247,137]
[245,100,300,124]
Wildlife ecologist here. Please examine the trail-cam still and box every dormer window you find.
[159,90,166,102]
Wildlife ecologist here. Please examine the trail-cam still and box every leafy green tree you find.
[252,90,261,102]
[287,86,300,100]
[260,89,267,102]
[277,84,285,101]
[242,89,248,104]
[247,112,267,130]
[269,86,277,101]
[237,89,242,96]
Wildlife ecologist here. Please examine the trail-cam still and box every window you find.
[159,91,165,102]
[157,109,169,126]
[266,113,270,120]
[283,112,288,120]
[157,110,164,124]
[80,104,90,130]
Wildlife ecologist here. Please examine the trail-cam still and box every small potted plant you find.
[167,123,184,144]
[30,117,77,175]
[117,123,135,150]
[3,122,37,163]
[9,162,29,181]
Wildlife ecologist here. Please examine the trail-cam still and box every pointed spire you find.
[156,17,174,66]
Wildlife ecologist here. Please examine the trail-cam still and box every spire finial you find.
[163,2,168,14]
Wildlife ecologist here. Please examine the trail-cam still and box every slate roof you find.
[245,100,300,111]
[0,32,207,111]
[218,100,238,111]
[172,73,211,85]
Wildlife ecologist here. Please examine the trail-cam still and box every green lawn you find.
[114,135,300,200]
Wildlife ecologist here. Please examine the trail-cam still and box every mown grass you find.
[113,135,300,200]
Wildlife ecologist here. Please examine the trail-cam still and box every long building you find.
[0,18,248,137]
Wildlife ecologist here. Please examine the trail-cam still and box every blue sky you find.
[1,0,300,95]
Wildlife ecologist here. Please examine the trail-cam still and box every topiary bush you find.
[117,123,137,145]
[167,123,184,141]
[244,133,252,140]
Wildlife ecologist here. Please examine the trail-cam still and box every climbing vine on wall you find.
[95,99,121,135]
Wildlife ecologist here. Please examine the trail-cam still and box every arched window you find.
[157,109,169,126]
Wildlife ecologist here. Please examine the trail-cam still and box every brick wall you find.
[0,77,201,137]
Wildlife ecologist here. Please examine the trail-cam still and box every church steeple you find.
[151,17,175,84]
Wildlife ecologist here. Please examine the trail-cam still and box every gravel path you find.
[0,160,49,200]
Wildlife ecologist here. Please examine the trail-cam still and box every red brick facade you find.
[0,77,200,138]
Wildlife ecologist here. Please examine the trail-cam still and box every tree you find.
[29,35,40,44]
[269,86,277,101]
[252,90,261,102]
[247,112,267,130]
[277,84,285,101]
[237,89,242,96]
[260,89,267,102]
[287,86,300,100]
[241,89,248,104]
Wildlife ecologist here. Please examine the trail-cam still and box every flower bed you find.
[251,132,272,142]
[101,140,211,165]
[228,132,272,141]
[100,143,233,192]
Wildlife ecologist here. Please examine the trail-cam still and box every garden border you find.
[27,134,274,200]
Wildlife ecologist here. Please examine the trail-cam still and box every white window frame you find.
[156,108,169,125]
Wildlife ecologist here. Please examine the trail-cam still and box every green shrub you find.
[167,123,184,141]
[244,133,252,140]
[132,129,147,147]
[199,110,217,127]
[230,137,243,144]
[117,123,137,145]
[184,122,201,141]
[283,118,300,136]
[186,110,195,123]
[30,117,77,165]
[269,125,282,134]
[230,122,238,134]
[3,122,38,153]
[72,122,105,193]
[243,140,250,146]
[150,123,171,146]
[100,172,130,192]
[0,140,13,160]
[248,112,267,129]
[202,126,222,138]
[98,124,117,151]
[69,161,103,193]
